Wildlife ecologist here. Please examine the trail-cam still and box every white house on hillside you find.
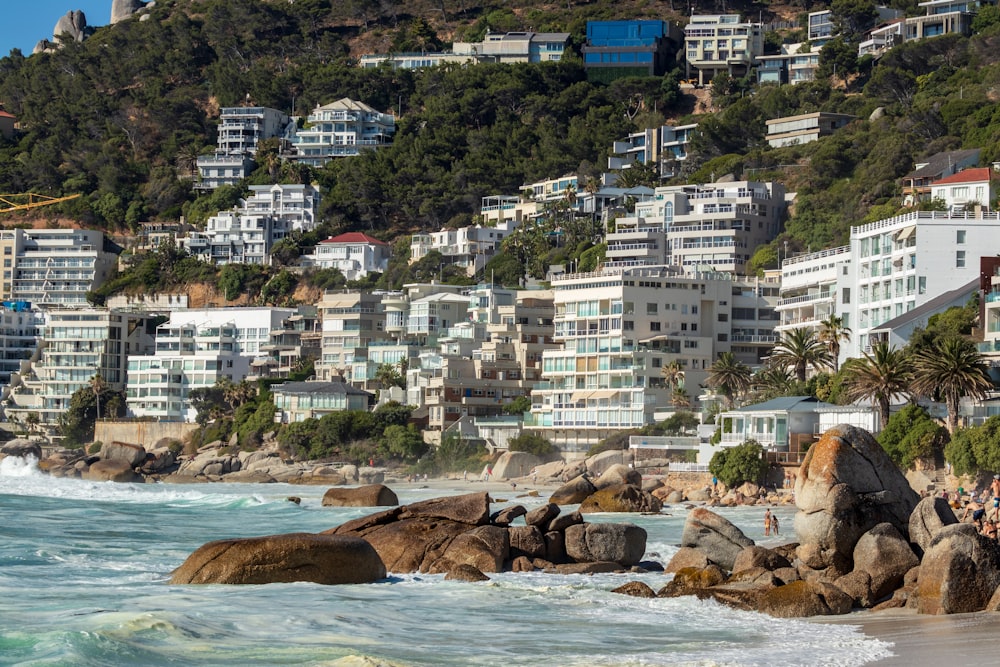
[306,232,391,279]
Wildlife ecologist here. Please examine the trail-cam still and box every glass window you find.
[957,230,966,244]
[957,250,966,268]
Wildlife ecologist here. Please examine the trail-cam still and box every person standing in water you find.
[764,509,772,536]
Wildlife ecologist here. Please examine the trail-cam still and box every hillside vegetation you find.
[0,0,999,285]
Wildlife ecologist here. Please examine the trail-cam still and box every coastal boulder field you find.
[619,423,1000,617]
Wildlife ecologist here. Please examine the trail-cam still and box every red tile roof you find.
[933,167,994,186]
[0,111,15,119]
[320,232,389,246]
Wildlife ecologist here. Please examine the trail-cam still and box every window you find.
[957,230,966,244]
[691,305,699,314]
[918,276,926,294]
[956,250,966,268]
[717,313,728,322]
[842,288,850,304]
[623,320,634,331]
[646,303,658,315]
[649,322,661,332]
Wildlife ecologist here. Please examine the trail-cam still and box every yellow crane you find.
[0,193,81,214]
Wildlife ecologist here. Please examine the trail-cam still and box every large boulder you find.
[169,533,385,585]
[680,507,755,571]
[491,451,541,480]
[916,523,1000,614]
[111,0,145,24]
[508,526,546,560]
[731,546,791,575]
[399,492,491,525]
[549,475,597,505]
[564,522,646,566]
[83,459,141,483]
[1,439,42,461]
[437,525,509,573]
[852,523,919,602]
[321,484,399,507]
[329,516,470,573]
[592,464,642,490]
[99,441,147,468]
[585,450,629,478]
[578,484,662,513]
[524,503,560,528]
[53,10,87,42]
[908,496,959,555]
[757,580,854,618]
[793,424,919,573]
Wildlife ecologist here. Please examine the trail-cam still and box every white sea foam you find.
[0,453,41,477]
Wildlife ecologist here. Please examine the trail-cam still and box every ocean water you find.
[0,456,893,667]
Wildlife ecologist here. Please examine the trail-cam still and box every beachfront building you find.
[272,380,373,423]
[842,210,1000,359]
[125,308,295,421]
[0,303,43,386]
[582,20,681,81]
[775,245,851,335]
[5,308,157,435]
[900,149,980,207]
[765,112,856,148]
[287,98,395,167]
[306,232,391,279]
[683,14,764,85]
[525,265,778,455]
[314,290,392,384]
[196,106,293,190]
[247,306,321,381]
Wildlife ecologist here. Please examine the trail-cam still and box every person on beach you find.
[963,497,985,527]
[764,509,772,536]
[984,521,998,540]
[990,475,1000,520]
[771,514,779,536]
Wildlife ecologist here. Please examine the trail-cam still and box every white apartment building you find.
[843,211,1000,358]
[756,44,821,85]
[765,112,855,148]
[410,226,512,276]
[306,232,390,279]
[126,308,295,421]
[196,106,293,190]
[0,228,117,306]
[608,180,785,275]
[0,304,43,386]
[776,245,851,334]
[608,124,698,179]
[289,98,395,167]
[683,14,763,85]
[182,184,320,265]
[479,196,539,227]
[314,290,392,383]
[5,309,157,433]
[453,32,569,63]
[527,266,778,455]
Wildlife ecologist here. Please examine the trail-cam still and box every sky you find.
[1,1,115,57]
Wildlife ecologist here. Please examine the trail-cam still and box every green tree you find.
[706,352,752,409]
[507,433,557,458]
[502,395,532,415]
[374,362,405,390]
[709,440,767,488]
[818,315,852,372]
[946,416,1000,476]
[380,424,427,460]
[877,404,949,469]
[770,328,834,383]
[910,337,992,435]
[842,342,912,429]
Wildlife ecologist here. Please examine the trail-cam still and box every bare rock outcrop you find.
[84,458,141,483]
[916,523,1000,614]
[592,464,641,490]
[491,451,542,480]
[908,496,959,555]
[793,424,919,573]
[564,522,646,566]
[851,523,919,602]
[112,0,145,24]
[549,475,597,505]
[99,441,147,468]
[578,483,662,513]
[169,533,385,585]
[54,11,87,43]
[1,439,42,461]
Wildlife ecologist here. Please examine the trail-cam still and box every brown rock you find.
[83,458,141,483]
[579,484,662,513]
[440,525,509,573]
[549,475,597,505]
[169,533,385,585]
[758,580,854,618]
[400,492,491,525]
[321,484,396,508]
[544,530,566,563]
[524,503,560,528]
[664,546,712,573]
[731,546,791,574]
[592,464,642,490]
[444,563,490,581]
[564,522,646,565]
[611,581,656,598]
[772,567,801,584]
[508,525,546,560]
[329,516,469,573]
[548,510,583,533]
[851,523,919,601]
[510,555,535,572]
[834,570,874,608]
[543,561,626,574]
[794,424,919,572]
[99,441,147,468]
[658,564,728,597]
[916,523,1000,614]
[492,505,527,526]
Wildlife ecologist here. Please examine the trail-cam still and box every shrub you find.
[709,440,767,488]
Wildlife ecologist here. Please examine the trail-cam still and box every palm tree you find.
[818,315,852,372]
[752,363,795,400]
[842,342,913,430]
[706,352,752,409]
[661,359,685,395]
[670,387,692,408]
[89,373,107,420]
[770,327,833,383]
[911,337,993,435]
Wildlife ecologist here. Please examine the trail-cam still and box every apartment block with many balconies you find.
[683,14,763,86]
[288,98,395,167]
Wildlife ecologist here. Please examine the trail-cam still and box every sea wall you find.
[95,420,200,447]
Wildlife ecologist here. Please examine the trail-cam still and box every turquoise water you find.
[0,456,892,666]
